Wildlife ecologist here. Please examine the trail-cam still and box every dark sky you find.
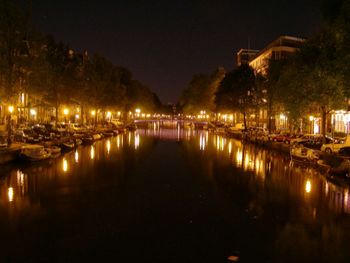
[18,0,321,103]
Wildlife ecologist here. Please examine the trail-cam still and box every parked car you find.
[283,134,303,144]
[321,135,350,154]
[338,146,350,158]
[290,134,322,145]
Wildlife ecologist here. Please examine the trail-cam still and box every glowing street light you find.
[8,105,14,114]
[91,110,96,116]
[63,108,69,115]
[106,111,112,118]
[30,109,37,116]
[135,108,141,114]
[7,105,14,145]
[309,115,314,134]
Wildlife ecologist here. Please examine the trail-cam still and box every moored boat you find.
[103,132,114,137]
[290,145,319,163]
[20,145,51,161]
[61,140,75,152]
[92,134,102,141]
[82,135,94,145]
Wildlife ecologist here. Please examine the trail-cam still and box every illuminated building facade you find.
[236,49,260,67]
[249,35,305,75]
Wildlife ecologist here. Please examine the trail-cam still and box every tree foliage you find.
[179,67,225,114]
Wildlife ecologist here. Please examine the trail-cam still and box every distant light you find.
[135,108,141,114]
[117,111,121,116]
[63,108,69,115]
[106,111,112,118]
[75,114,80,119]
[309,116,314,121]
[91,110,96,116]
[8,105,14,113]
[30,109,37,116]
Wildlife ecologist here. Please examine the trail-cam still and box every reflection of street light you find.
[305,180,312,193]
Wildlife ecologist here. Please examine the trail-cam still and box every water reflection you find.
[62,158,68,173]
[0,129,350,262]
[305,180,312,193]
[75,150,79,163]
[7,187,13,202]
[90,145,95,160]
[106,140,111,154]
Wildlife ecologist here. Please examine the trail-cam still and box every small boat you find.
[61,140,75,152]
[92,134,102,141]
[126,124,137,131]
[290,145,319,163]
[103,132,114,137]
[20,145,51,161]
[82,136,94,145]
[47,146,61,154]
[317,159,350,176]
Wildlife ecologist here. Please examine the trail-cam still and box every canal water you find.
[1,128,350,262]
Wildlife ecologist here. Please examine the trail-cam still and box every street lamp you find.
[7,105,14,145]
[91,110,96,127]
[63,108,69,123]
[309,115,314,134]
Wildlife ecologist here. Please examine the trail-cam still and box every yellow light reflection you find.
[75,150,79,163]
[90,146,95,160]
[305,180,312,193]
[117,136,120,148]
[107,140,111,154]
[8,187,14,202]
[16,170,25,195]
[236,149,243,166]
[63,158,68,172]
[135,133,140,149]
[199,133,206,150]
[228,141,232,155]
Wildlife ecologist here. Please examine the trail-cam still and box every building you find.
[236,49,260,67]
[249,35,305,75]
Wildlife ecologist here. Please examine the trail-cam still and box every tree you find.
[215,64,256,129]
[0,0,28,102]
[179,67,225,114]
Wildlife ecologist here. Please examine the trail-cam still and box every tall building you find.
[249,35,305,75]
[236,49,260,67]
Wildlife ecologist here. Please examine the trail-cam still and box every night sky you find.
[18,0,321,103]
